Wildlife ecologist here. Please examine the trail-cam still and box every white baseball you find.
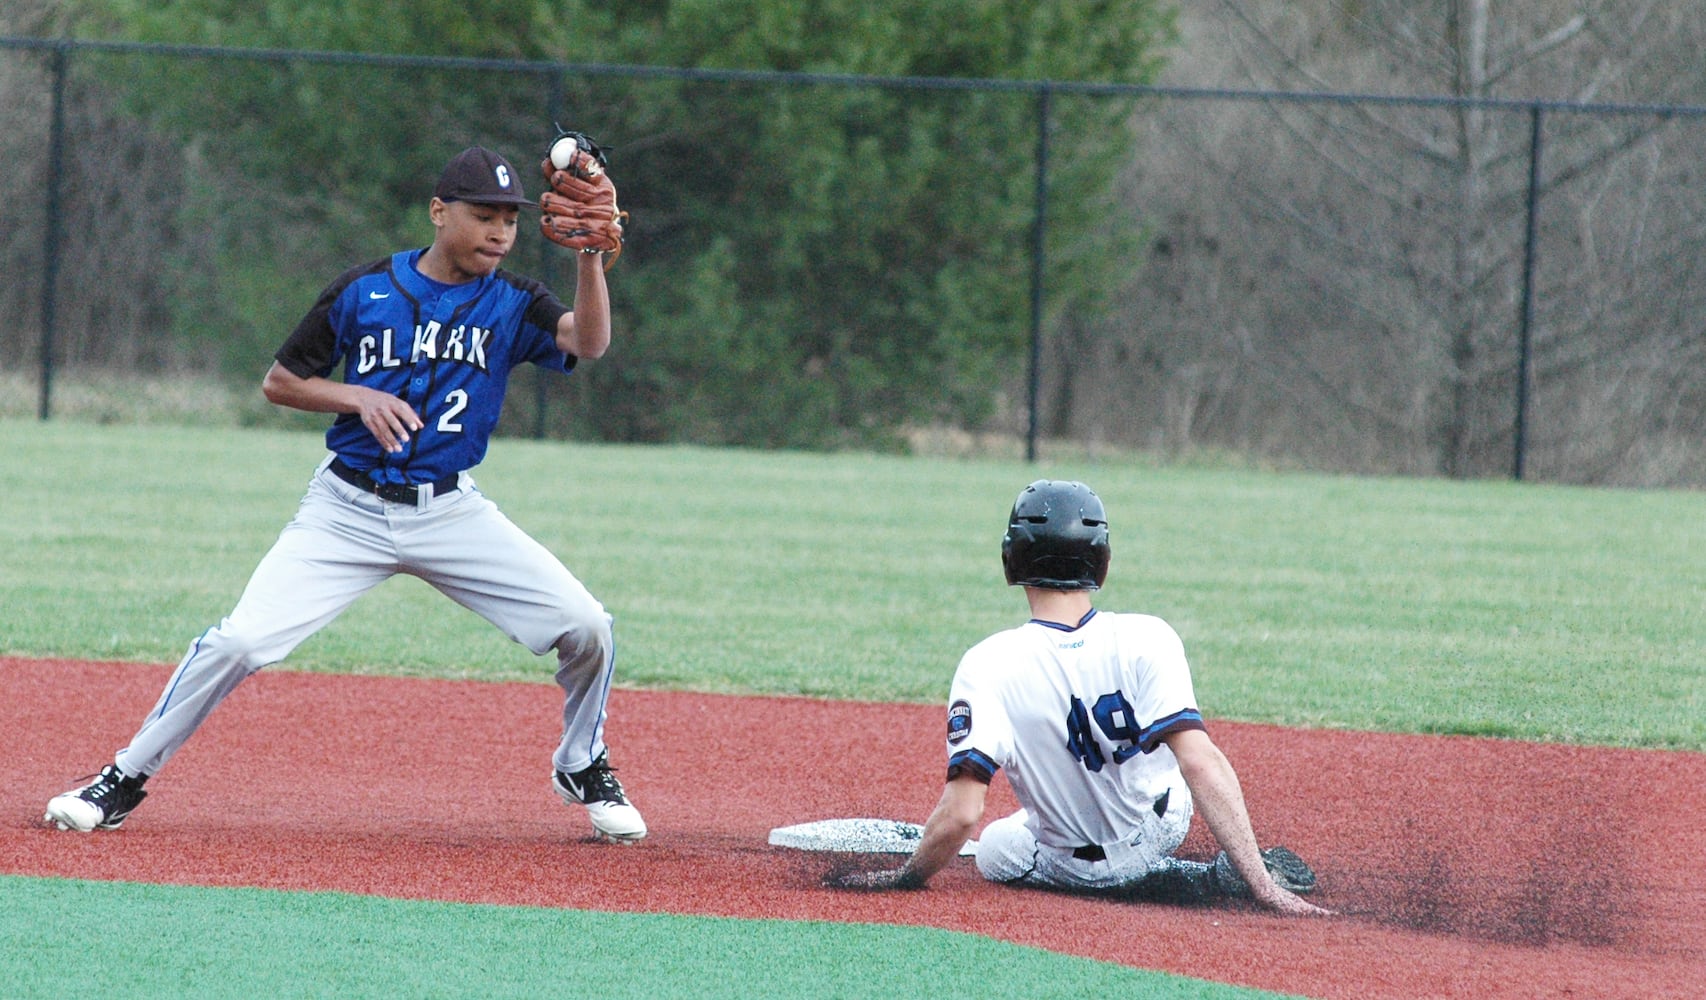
[549,136,579,171]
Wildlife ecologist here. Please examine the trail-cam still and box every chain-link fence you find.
[5,37,1705,485]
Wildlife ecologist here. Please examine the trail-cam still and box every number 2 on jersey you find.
[437,389,468,432]
[1064,691,1142,773]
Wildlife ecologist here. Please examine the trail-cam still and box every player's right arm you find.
[261,362,422,455]
[826,775,986,890]
[897,774,987,886]
[267,259,426,454]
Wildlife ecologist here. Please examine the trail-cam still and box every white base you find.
[767,817,976,856]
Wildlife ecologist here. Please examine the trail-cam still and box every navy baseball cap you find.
[433,146,532,207]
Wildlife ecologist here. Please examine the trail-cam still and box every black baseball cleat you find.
[552,751,647,843]
[44,764,149,832]
[1213,845,1318,895]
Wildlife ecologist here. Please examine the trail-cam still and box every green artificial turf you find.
[0,877,1298,1000]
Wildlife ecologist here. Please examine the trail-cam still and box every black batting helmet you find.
[1001,480,1111,590]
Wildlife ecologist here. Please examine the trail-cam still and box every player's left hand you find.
[539,129,627,269]
[823,867,925,891]
[1253,884,1336,916]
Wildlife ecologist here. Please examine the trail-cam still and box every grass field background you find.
[5,418,1701,748]
[4,416,1703,998]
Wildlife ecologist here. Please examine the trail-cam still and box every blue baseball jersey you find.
[275,248,574,484]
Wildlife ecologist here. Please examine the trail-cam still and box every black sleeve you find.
[507,271,574,364]
[274,258,390,379]
[945,749,997,784]
[523,284,571,335]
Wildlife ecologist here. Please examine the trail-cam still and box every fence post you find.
[1513,105,1544,481]
[535,69,567,440]
[38,42,68,421]
[1025,84,1053,463]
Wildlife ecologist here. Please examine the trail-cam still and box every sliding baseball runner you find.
[828,480,1330,915]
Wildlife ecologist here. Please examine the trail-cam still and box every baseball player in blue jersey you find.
[830,480,1330,915]
[45,142,645,843]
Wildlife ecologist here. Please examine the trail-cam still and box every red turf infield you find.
[4,657,1703,999]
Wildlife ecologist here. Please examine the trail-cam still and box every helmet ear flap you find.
[1000,480,1110,590]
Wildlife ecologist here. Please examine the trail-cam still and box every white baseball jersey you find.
[945,608,1205,852]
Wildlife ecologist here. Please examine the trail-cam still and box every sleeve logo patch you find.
[947,699,973,744]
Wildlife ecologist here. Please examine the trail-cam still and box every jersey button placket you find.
[406,295,434,453]
[408,369,429,452]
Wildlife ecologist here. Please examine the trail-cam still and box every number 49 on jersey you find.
[1065,692,1143,772]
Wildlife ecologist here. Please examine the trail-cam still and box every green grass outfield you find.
[4,418,1703,998]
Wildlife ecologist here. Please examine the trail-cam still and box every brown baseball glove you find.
[539,129,627,270]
